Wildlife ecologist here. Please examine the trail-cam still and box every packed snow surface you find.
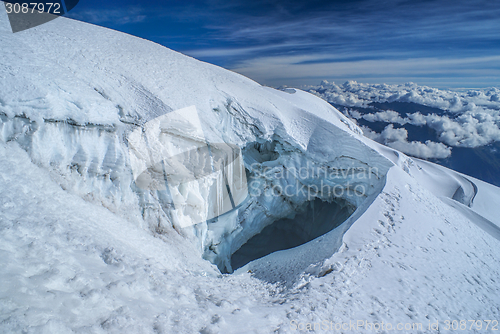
[1,13,500,334]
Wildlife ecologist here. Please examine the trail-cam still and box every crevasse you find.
[0,101,393,278]
[0,96,393,280]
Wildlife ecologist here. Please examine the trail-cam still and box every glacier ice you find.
[0,93,393,277]
[202,127,393,274]
[127,105,248,228]
[0,15,396,275]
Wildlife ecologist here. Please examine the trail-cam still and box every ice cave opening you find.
[229,197,356,271]
[200,136,390,276]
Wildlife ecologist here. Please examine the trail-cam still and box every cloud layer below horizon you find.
[305,81,500,159]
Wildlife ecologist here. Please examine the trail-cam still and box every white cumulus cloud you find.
[362,124,452,159]
[310,81,500,149]
[362,110,406,124]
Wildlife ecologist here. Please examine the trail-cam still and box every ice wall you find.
[0,16,395,277]
[0,97,393,277]
[202,127,393,273]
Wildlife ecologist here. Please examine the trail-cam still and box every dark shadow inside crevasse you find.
[230,198,356,271]
[243,140,280,163]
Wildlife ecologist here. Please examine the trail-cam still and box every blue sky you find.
[66,0,500,88]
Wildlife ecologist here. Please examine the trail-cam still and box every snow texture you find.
[1,13,500,334]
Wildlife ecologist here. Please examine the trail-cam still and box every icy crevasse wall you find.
[0,111,211,235]
[199,100,394,273]
[0,96,393,275]
[0,113,145,225]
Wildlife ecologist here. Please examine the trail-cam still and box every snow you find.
[0,142,278,334]
[1,12,500,334]
[469,176,500,225]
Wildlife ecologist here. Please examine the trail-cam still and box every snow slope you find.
[1,12,499,334]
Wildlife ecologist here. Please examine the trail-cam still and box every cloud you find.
[309,81,500,148]
[388,140,452,160]
[308,80,500,111]
[184,42,320,58]
[180,0,500,87]
[363,110,500,148]
[422,113,500,147]
[202,0,500,50]
[362,124,452,159]
[362,110,405,124]
[379,124,408,143]
[230,54,500,87]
